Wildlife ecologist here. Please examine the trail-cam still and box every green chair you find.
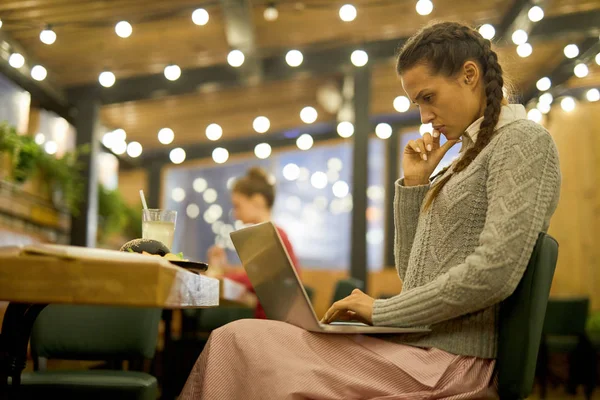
[538,298,594,399]
[19,305,161,400]
[496,232,558,399]
[331,278,365,303]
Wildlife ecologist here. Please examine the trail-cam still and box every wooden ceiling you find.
[1,0,599,153]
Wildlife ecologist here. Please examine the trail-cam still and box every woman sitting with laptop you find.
[207,166,300,319]
[182,21,561,399]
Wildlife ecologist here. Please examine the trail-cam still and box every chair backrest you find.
[543,297,589,336]
[496,232,559,399]
[31,305,162,361]
[331,278,365,303]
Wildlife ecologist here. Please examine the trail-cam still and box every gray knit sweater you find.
[371,118,561,359]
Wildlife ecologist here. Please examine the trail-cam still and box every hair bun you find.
[246,166,270,184]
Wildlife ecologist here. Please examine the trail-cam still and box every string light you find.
[40,26,56,45]
[479,24,495,40]
[415,0,433,16]
[586,89,600,102]
[192,8,209,26]
[296,133,314,150]
[300,107,318,124]
[574,63,589,78]
[539,93,553,105]
[517,43,532,58]
[212,147,229,164]
[227,50,245,67]
[253,116,270,133]
[527,109,542,123]
[254,143,272,159]
[158,128,174,144]
[164,64,181,81]
[31,65,47,81]
[339,4,357,22]
[264,2,279,21]
[536,77,551,91]
[206,123,223,141]
[393,96,410,112]
[351,50,368,67]
[560,97,576,112]
[170,147,186,164]
[127,141,143,158]
[564,44,579,59]
[286,50,303,67]
[511,29,528,45]
[99,71,116,87]
[8,53,24,68]
[337,121,354,138]
[375,123,392,139]
[115,21,132,38]
[528,6,544,22]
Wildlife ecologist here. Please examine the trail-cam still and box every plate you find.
[169,260,209,273]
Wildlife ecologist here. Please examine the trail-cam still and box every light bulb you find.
[375,123,392,139]
[44,140,57,155]
[574,63,589,78]
[164,64,181,81]
[9,53,24,69]
[300,106,318,123]
[115,21,132,38]
[99,71,116,87]
[35,133,45,145]
[285,50,303,67]
[393,96,410,112]
[264,4,279,21]
[416,0,434,16]
[283,163,300,181]
[528,6,544,22]
[227,50,245,67]
[351,50,368,67]
[539,92,553,105]
[560,97,576,112]
[169,147,186,164]
[111,140,126,155]
[536,77,551,91]
[479,24,495,40]
[31,65,47,81]
[126,141,142,158]
[586,88,600,102]
[337,121,354,138]
[206,123,223,141]
[192,8,209,26]
[40,27,56,45]
[536,102,551,114]
[158,128,174,145]
[253,116,270,133]
[511,29,528,45]
[339,4,357,22]
[296,134,313,150]
[563,44,579,59]
[254,143,272,159]
[212,147,229,164]
[517,43,532,58]
[596,53,600,66]
[527,109,542,123]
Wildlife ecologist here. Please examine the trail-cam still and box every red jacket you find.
[224,225,300,319]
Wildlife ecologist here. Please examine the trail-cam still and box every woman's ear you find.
[462,61,480,88]
[250,193,267,208]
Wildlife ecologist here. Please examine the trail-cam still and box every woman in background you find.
[207,166,300,319]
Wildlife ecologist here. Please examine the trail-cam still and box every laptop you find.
[229,221,430,335]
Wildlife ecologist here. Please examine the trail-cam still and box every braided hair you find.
[396,21,505,211]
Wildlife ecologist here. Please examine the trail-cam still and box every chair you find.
[496,232,559,400]
[331,278,365,303]
[19,305,161,400]
[538,298,594,399]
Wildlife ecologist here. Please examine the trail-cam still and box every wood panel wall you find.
[545,101,600,310]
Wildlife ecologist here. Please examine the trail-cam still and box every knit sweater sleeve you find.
[393,179,430,280]
[372,125,561,327]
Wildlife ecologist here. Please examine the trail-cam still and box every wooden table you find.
[0,243,220,397]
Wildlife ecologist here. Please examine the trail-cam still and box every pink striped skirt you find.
[180,319,498,399]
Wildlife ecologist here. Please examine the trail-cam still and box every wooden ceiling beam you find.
[67,10,600,107]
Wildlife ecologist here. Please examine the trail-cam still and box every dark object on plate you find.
[170,260,209,274]
[119,238,170,256]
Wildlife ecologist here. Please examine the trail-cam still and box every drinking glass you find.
[142,209,177,250]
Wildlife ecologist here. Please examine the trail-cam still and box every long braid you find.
[396,22,505,211]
